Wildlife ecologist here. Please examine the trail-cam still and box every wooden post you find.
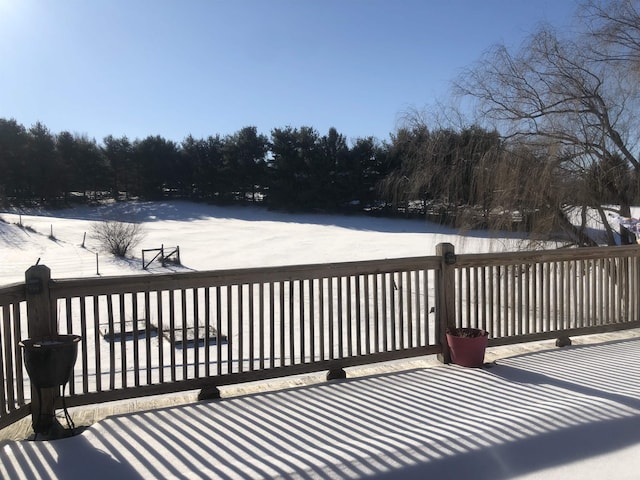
[25,264,58,433]
[435,243,456,364]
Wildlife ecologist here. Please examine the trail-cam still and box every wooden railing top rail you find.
[0,283,26,304]
[49,256,443,297]
[454,244,640,268]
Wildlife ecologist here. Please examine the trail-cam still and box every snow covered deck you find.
[3,332,640,479]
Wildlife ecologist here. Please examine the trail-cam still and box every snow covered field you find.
[0,200,531,285]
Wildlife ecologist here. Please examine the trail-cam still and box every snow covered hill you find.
[1,200,530,285]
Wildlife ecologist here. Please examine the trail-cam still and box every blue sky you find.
[0,0,578,144]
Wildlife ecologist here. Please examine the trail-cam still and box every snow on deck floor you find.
[3,337,640,479]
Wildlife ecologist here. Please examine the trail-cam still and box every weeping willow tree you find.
[380,112,617,246]
[379,123,504,226]
[452,0,640,246]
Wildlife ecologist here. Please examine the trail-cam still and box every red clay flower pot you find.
[446,328,489,367]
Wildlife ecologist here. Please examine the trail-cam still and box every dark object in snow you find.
[164,326,226,348]
[102,319,158,341]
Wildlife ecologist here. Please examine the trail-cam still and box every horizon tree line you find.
[0,113,631,246]
[0,118,517,224]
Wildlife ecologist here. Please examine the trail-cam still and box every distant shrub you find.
[91,220,145,257]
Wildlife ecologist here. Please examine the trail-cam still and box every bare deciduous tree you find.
[455,0,640,246]
[582,0,640,68]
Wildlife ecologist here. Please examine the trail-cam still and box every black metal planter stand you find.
[19,334,81,440]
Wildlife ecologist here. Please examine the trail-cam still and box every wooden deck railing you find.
[451,245,640,344]
[2,243,640,430]
[0,283,28,428]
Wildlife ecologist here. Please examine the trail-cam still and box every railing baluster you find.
[268,282,276,368]
[79,297,89,393]
[106,295,115,389]
[603,259,609,325]
[226,286,233,374]
[157,290,165,383]
[514,264,519,335]
[346,276,353,357]
[13,303,25,404]
[579,260,586,328]
[632,256,638,322]
[132,293,140,387]
[237,285,243,373]
[479,266,486,333]
[285,281,292,364]
[169,290,176,382]
[465,267,471,329]
[307,278,316,362]
[1,305,12,411]
[268,282,275,369]
[328,277,335,360]
[119,293,127,389]
[319,278,325,361]
[618,257,624,322]
[571,261,578,329]
[355,275,362,355]
[397,272,404,349]
[299,280,305,363]
[381,273,387,352]
[337,277,344,358]
[391,271,397,348]
[248,283,255,372]
[559,261,565,331]
[364,274,371,354]
[523,264,530,334]
[409,270,415,348]
[194,288,200,378]
[181,289,188,380]
[278,281,285,367]
[144,291,152,385]
[485,265,492,337]
[215,286,222,376]
[420,269,427,346]
[204,288,210,376]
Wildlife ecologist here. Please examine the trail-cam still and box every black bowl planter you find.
[20,334,81,437]
[20,335,81,389]
[445,327,489,367]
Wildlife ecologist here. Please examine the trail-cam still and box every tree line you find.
[0,118,511,223]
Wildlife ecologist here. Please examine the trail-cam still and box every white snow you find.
[1,200,531,284]
[3,200,640,479]
[2,337,640,479]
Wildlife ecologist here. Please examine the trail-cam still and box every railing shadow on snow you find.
[3,339,640,478]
